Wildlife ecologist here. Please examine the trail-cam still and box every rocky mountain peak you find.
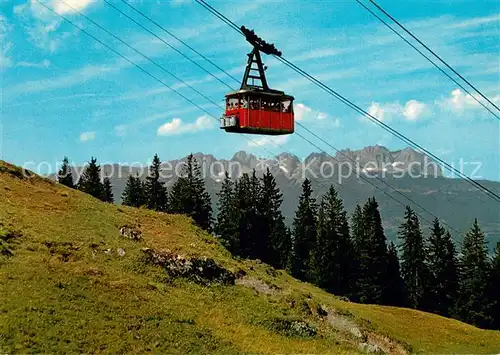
[232,151,255,163]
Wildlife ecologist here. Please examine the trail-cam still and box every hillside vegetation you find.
[1,160,499,354]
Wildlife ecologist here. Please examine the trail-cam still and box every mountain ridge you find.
[47,146,500,247]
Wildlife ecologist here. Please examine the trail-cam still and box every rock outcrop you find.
[120,225,142,241]
[141,248,235,285]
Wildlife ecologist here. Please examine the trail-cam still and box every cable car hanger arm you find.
[239,26,283,92]
[240,26,282,56]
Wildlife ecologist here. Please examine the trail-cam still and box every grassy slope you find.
[1,161,499,354]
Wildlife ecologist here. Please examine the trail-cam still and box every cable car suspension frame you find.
[220,26,295,136]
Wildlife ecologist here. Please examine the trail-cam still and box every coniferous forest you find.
[58,153,500,331]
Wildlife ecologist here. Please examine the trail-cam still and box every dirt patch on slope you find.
[365,332,409,355]
[320,307,409,355]
[235,276,280,295]
[325,308,364,339]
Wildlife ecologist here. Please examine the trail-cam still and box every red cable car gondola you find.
[220,26,294,135]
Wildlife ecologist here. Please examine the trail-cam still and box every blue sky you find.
[1,0,499,180]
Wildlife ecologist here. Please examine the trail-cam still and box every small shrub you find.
[264,318,317,338]
[0,229,23,258]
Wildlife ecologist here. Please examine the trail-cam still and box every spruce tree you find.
[57,156,74,188]
[385,242,405,306]
[426,218,459,317]
[349,204,364,301]
[398,206,429,309]
[456,219,492,328]
[122,173,146,207]
[258,168,290,268]
[77,157,104,200]
[272,220,292,270]
[169,154,212,231]
[356,197,389,304]
[312,199,329,286]
[351,204,365,251]
[169,176,187,213]
[249,170,263,259]
[310,186,353,297]
[290,178,317,281]
[230,173,257,258]
[214,171,239,254]
[145,154,168,212]
[102,176,114,203]
[489,243,500,330]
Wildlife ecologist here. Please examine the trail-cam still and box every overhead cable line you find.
[363,0,500,115]
[354,0,500,121]
[194,0,242,34]
[118,0,241,85]
[194,0,500,204]
[34,0,280,159]
[102,0,235,91]
[275,55,500,203]
[119,0,464,237]
[274,60,500,203]
[93,1,299,155]
[63,0,287,154]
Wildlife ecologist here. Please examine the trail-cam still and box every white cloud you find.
[0,43,12,70]
[436,88,500,115]
[79,131,96,142]
[14,0,96,52]
[403,100,427,121]
[367,102,386,121]
[367,102,401,122]
[365,100,428,122]
[449,88,480,109]
[294,103,312,121]
[15,0,95,18]
[364,89,499,124]
[0,14,12,69]
[289,48,343,63]
[157,115,214,136]
[294,103,328,121]
[6,61,130,97]
[446,14,500,29]
[52,0,96,15]
[317,112,327,120]
[434,88,500,119]
[248,135,290,148]
[16,59,51,68]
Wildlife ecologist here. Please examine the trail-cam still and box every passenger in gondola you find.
[252,99,259,110]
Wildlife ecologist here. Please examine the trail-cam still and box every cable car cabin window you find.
[260,98,268,110]
[249,97,260,110]
[241,97,248,109]
[271,99,280,112]
[281,99,292,113]
[227,97,239,110]
[260,97,280,112]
